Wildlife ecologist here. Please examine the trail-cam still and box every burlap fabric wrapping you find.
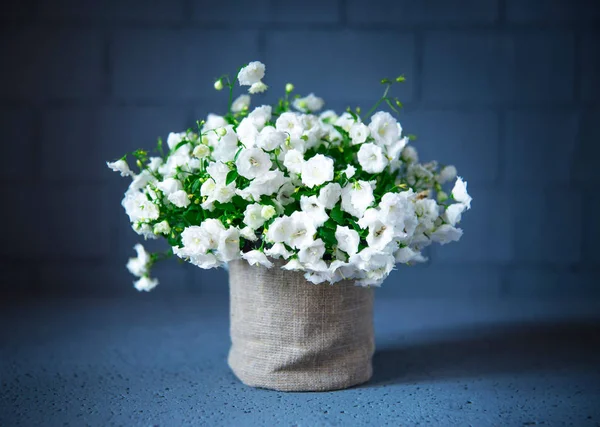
[227,259,375,392]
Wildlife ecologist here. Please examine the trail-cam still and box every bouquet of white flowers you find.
[107,61,472,292]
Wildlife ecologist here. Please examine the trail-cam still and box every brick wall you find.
[0,0,598,298]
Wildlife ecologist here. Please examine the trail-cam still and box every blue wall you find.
[1,0,598,298]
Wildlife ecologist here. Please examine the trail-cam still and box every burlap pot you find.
[227,259,375,392]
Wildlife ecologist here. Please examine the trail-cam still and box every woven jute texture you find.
[227,259,375,392]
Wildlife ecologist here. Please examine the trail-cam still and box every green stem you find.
[362,84,391,121]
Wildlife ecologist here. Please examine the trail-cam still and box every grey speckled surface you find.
[1,296,600,426]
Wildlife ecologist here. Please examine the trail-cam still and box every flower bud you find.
[217,127,227,137]
[214,79,224,91]
[285,83,294,93]
[437,191,449,203]
[261,205,276,220]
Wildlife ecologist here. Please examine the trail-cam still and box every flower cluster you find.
[107,61,472,290]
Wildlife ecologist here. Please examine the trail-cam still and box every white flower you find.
[438,165,457,184]
[349,122,369,145]
[236,148,272,179]
[153,220,171,236]
[256,126,286,152]
[235,118,259,148]
[243,203,267,230]
[192,144,210,159]
[218,227,241,261]
[293,93,324,113]
[265,242,293,260]
[402,145,419,163]
[213,184,236,204]
[366,219,395,250]
[282,258,304,271]
[300,195,328,228]
[132,223,157,239]
[134,276,159,292]
[431,224,462,245]
[340,181,374,218]
[179,220,224,256]
[189,252,220,269]
[318,183,342,209]
[266,216,293,243]
[178,226,207,255]
[319,110,338,123]
[287,212,317,249]
[261,205,276,220]
[212,126,239,162]
[107,159,132,177]
[350,248,395,287]
[200,178,216,199]
[276,112,304,139]
[240,226,258,241]
[335,112,355,133]
[242,250,273,268]
[283,149,304,174]
[444,202,467,226]
[301,154,334,188]
[147,157,162,172]
[166,132,186,149]
[157,178,182,196]
[238,61,265,86]
[386,137,408,172]
[237,170,285,201]
[231,94,251,112]
[206,161,230,185]
[335,226,359,256]
[358,143,388,173]
[368,112,400,146]
[344,165,356,178]
[122,192,160,223]
[414,198,439,230]
[379,191,415,229]
[248,105,272,129]
[249,82,268,94]
[452,177,472,209]
[168,190,190,208]
[298,238,326,265]
[394,246,420,263]
[430,224,463,244]
[126,244,150,277]
[204,114,226,132]
[276,181,295,206]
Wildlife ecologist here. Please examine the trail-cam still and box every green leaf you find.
[171,139,189,153]
[191,178,201,194]
[226,170,238,185]
[332,125,350,140]
[318,226,337,247]
[408,134,417,141]
[233,146,244,162]
[330,205,345,225]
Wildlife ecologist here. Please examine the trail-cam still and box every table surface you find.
[2,295,600,426]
